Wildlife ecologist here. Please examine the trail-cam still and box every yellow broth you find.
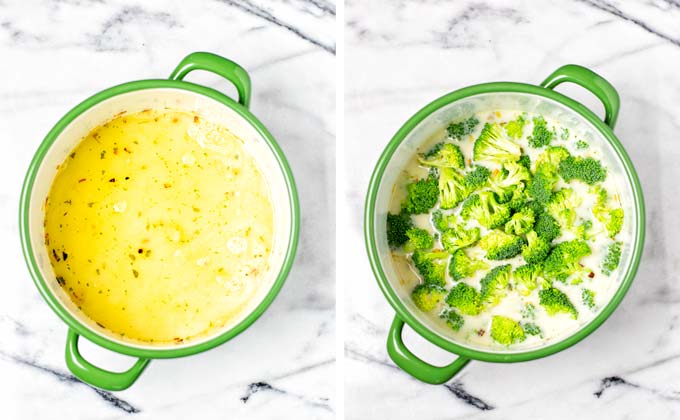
[44,110,274,344]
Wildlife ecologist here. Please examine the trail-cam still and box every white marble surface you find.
[343,0,680,418]
[0,0,335,419]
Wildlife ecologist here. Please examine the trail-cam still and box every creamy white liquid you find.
[390,110,630,350]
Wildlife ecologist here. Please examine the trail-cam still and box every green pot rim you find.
[19,79,300,359]
[364,81,645,363]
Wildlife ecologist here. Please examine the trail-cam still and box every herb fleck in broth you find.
[388,110,629,350]
[45,109,274,344]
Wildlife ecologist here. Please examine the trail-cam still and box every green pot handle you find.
[169,51,251,109]
[65,329,150,391]
[387,315,469,384]
[540,64,620,129]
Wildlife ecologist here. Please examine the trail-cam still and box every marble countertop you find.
[344,0,680,419]
[0,0,335,419]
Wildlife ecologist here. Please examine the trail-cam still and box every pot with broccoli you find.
[387,111,628,349]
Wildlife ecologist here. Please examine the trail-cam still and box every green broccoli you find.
[591,186,624,238]
[438,167,470,209]
[527,116,555,148]
[411,250,449,286]
[480,264,512,306]
[527,170,557,205]
[446,282,483,315]
[517,154,531,171]
[449,249,489,281]
[473,123,522,164]
[401,175,439,214]
[463,165,491,191]
[506,183,528,211]
[460,191,511,229]
[419,142,465,169]
[543,240,592,282]
[489,162,531,200]
[539,287,578,319]
[447,116,479,140]
[534,146,570,175]
[505,207,535,235]
[534,211,561,243]
[522,323,542,336]
[574,219,594,241]
[403,228,434,253]
[558,155,607,185]
[547,188,582,229]
[505,115,527,139]
[411,283,447,311]
[479,230,525,260]
[490,315,526,345]
[522,231,551,264]
[440,309,464,331]
[431,209,455,232]
[386,212,414,248]
[582,288,596,310]
[575,140,589,150]
[602,241,622,275]
[513,262,546,295]
[441,223,481,254]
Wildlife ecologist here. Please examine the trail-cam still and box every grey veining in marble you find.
[0,0,335,419]
[344,0,680,419]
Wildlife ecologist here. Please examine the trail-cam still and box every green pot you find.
[19,52,300,391]
[364,64,645,384]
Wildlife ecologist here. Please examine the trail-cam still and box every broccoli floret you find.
[489,162,531,200]
[479,231,525,260]
[522,231,551,264]
[543,240,592,282]
[517,155,531,171]
[534,146,570,175]
[506,183,528,211]
[539,287,578,319]
[574,219,593,240]
[447,116,479,140]
[480,264,512,306]
[547,188,582,229]
[401,175,439,214]
[439,167,470,209]
[575,140,589,150]
[403,228,434,253]
[473,123,522,164]
[431,209,456,232]
[490,315,526,345]
[419,142,465,169]
[440,309,464,331]
[505,207,535,235]
[386,212,413,248]
[460,191,511,229]
[505,115,526,139]
[591,187,624,238]
[522,323,542,336]
[441,223,481,254]
[602,241,622,275]
[463,165,491,191]
[411,284,447,312]
[449,249,489,281]
[534,212,561,243]
[411,250,449,286]
[527,116,555,148]
[513,263,546,295]
[558,156,607,185]
[527,170,557,205]
[446,283,483,315]
[582,288,596,310]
